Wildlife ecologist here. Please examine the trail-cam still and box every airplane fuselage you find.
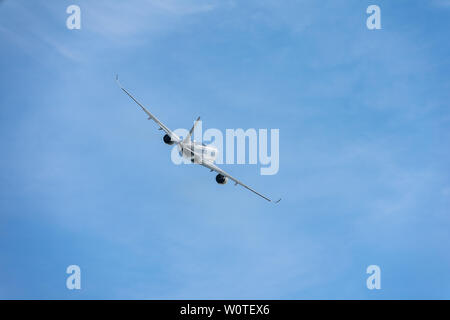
[179,141,218,164]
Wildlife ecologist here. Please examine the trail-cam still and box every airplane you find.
[115,76,281,204]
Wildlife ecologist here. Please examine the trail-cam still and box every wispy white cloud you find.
[0,0,222,62]
[433,0,450,7]
[42,0,221,39]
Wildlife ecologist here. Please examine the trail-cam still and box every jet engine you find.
[163,134,174,145]
[216,174,228,184]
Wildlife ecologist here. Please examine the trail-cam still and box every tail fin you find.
[183,116,201,143]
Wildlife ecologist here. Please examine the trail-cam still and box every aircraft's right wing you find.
[201,160,281,204]
[115,75,180,143]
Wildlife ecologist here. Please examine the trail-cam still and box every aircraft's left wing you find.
[201,161,281,204]
[115,75,180,143]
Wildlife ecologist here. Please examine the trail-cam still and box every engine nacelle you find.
[163,134,174,145]
[216,174,228,184]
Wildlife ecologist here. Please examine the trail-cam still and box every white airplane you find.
[116,76,281,204]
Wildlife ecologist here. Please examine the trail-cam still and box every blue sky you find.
[0,0,449,299]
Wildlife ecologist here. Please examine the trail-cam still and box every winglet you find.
[273,198,281,204]
[115,74,123,89]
